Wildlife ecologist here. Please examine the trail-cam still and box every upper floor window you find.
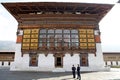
[39,29,79,49]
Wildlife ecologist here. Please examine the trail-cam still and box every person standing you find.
[77,64,81,80]
[72,65,76,78]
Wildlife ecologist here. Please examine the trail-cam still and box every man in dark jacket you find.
[77,64,81,80]
[72,65,76,78]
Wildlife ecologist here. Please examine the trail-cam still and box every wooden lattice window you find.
[80,53,88,66]
[29,53,38,66]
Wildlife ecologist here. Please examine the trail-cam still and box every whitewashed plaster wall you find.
[63,53,80,71]
[88,43,105,71]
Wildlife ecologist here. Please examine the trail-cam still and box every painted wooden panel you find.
[23,39,30,43]
[80,47,87,49]
[23,29,31,34]
[31,29,39,34]
[79,29,86,34]
[16,35,22,43]
[23,35,30,38]
[22,47,29,50]
[87,34,94,38]
[79,34,86,38]
[31,39,38,42]
[30,47,38,50]
[80,39,87,42]
[31,34,38,38]
[30,43,38,47]
[88,43,95,47]
[0,56,13,61]
[88,39,95,42]
[95,35,101,43]
[87,29,94,34]
[79,28,96,50]
[80,43,87,47]
[22,43,30,47]
[88,47,95,49]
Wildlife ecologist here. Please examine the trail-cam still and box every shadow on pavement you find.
[0,68,91,80]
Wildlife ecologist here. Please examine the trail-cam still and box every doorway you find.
[54,54,63,67]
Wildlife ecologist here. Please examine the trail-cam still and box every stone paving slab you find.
[0,67,120,80]
[37,68,120,80]
[38,72,120,80]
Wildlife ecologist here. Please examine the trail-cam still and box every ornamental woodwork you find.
[0,52,15,61]
[16,35,22,43]
[18,24,96,29]
[2,2,114,57]
[95,35,101,43]
[79,29,95,50]
[21,28,97,55]
[22,29,39,50]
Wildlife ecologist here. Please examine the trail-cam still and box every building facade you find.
[0,51,14,67]
[2,2,113,72]
[103,52,120,66]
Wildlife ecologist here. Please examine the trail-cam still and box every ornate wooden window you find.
[39,29,79,50]
[22,29,39,50]
[39,29,47,50]
[22,28,96,51]
[29,53,38,66]
[80,53,88,66]
[79,29,96,50]
[55,57,62,67]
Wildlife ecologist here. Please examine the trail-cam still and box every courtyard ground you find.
[0,67,120,80]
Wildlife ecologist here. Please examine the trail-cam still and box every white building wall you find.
[10,44,24,71]
[22,54,29,68]
[112,61,116,66]
[63,53,80,71]
[14,44,22,62]
[88,43,105,71]
[94,30,99,35]
[104,61,120,66]
[0,61,14,67]
[0,62,2,66]
[38,54,54,71]
[107,61,111,66]
[11,42,106,72]
[4,62,8,66]
[118,61,120,65]
[10,62,14,67]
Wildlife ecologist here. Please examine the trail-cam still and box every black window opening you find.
[2,62,4,66]
[57,57,62,66]
[8,62,10,66]
[55,56,63,67]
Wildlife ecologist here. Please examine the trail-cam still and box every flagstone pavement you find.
[38,68,120,80]
[0,67,120,80]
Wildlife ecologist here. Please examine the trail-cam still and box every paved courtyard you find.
[0,67,120,80]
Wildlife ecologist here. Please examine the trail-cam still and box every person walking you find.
[72,65,76,78]
[77,64,81,80]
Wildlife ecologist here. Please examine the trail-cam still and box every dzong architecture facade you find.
[2,2,113,72]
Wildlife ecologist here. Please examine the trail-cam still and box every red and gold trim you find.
[95,35,101,43]
[16,35,22,43]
